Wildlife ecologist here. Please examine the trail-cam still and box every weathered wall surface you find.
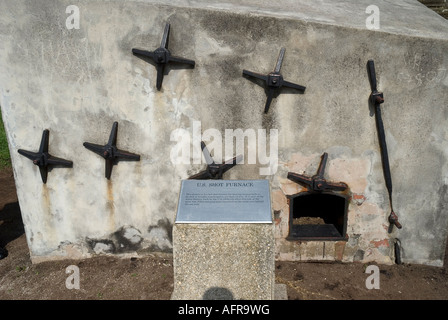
[0,0,447,265]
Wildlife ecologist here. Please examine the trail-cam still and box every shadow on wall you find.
[203,287,234,300]
[86,218,174,255]
[0,202,24,250]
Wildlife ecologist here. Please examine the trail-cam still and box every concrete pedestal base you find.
[172,223,275,300]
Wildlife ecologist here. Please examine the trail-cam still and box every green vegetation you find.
[0,108,12,169]
[15,266,26,272]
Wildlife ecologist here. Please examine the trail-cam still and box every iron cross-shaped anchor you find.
[287,153,348,192]
[243,47,306,114]
[188,141,243,180]
[83,122,140,180]
[18,129,73,184]
[132,22,195,91]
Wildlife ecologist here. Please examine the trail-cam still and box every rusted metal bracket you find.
[83,122,140,180]
[132,22,195,91]
[367,59,402,233]
[242,47,306,114]
[188,141,242,180]
[287,152,348,192]
[18,129,73,184]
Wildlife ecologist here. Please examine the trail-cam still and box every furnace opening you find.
[288,192,348,241]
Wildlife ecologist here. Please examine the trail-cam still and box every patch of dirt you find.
[275,261,448,300]
[293,217,325,225]
[0,168,173,300]
[1,167,448,300]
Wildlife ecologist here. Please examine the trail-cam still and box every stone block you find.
[172,223,275,300]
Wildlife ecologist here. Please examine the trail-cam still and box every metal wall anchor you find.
[83,122,140,180]
[18,129,73,184]
[188,141,242,180]
[132,22,195,91]
[287,152,348,192]
[367,59,402,233]
[242,47,306,114]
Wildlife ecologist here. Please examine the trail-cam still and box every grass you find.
[0,108,12,169]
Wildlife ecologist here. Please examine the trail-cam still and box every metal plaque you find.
[175,180,272,223]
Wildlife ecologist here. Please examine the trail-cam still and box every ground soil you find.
[1,167,448,301]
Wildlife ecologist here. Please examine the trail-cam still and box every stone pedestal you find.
[172,223,274,300]
[172,180,274,300]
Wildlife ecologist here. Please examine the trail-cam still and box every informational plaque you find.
[175,180,272,223]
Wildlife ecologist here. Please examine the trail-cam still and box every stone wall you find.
[1,0,447,266]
